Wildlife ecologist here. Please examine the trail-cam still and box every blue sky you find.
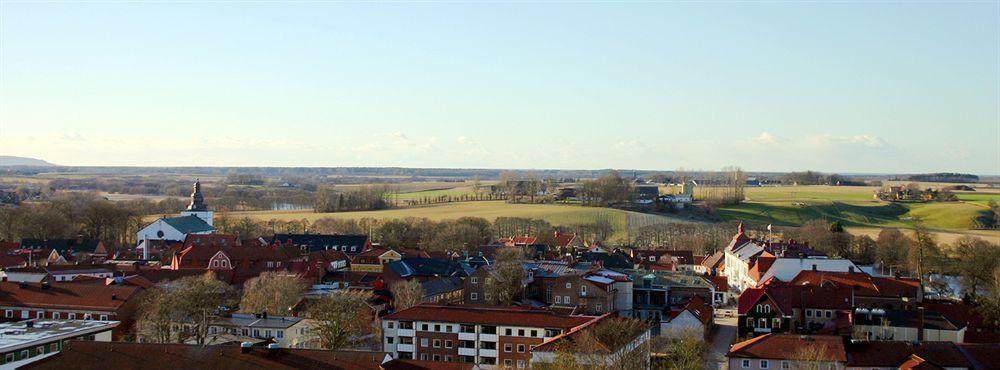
[0,1,997,174]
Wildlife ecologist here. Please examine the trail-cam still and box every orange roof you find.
[728,334,846,361]
[552,232,578,247]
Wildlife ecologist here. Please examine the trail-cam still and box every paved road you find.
[707,316,737,370]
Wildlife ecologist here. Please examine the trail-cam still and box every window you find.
[761,360,769,369]
[649,256,656,261]
[4,310,10,318]
[471,277,478,284]
[746,318,753,327]
[400,337,413,345]
[446,325,452,332]
[764,305,771,314]
[100,315,108,321]
[504,359,513,368]
[555,296,562,304]
[445,340,452,348]
[460,324,475,333]
[212,260,219,267]
[221,260,228,267]
[742,360,750,368]
[49,343,58,352]
[445,356,452,362]
[530,330,538,337]
[387,322,395,329]
[505,328,512,336]
[518,329,524,336]
[485,293,492,301]
[83,314,92,320]
[386,337,394,344]
[545,328,561,337]
[253,329,260,337]
[52,312,60,319]
[265,330,271,338]
[773,318,781,328]
[434,324,441,332]
[825,310,832,319]
[481,325,496,334]
[564,296,570,303]
[420,354,428,361]
[421,324,428,331]
[459,340,475,348]
[5,353,13,363]
[432,354,441,361]
[400,321,413,329]
[480,341,496,350]
[420,338,429,347]
[517,360,526,368]
[517,344,525,353]
[581,285,587,294]
[480,357,496,365]
[596,303,603,312]
[20,350,28,359]
[69,313,77,320]
[504,343,513,352]
[35,311,43,319]
[782,361,789,369]
[433,339,441,348]
[806,309,813,317]
[566,282,572,289]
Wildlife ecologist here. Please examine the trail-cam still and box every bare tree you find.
[239,271,307,316]
[305,292,374,350]
[135,272,236,345]
[390,279,424,312]
[486,247,527,305]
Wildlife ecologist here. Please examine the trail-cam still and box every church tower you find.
[180,179,214,226]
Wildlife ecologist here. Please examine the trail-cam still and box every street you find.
[707,316,737,370]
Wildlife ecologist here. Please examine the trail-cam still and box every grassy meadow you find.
[717,185,1000,234]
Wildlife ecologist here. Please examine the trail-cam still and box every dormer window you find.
[221,260,228,267]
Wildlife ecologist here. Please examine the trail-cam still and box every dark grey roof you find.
[161,215,215,234]
[20,239,101,254]
[579,251,633,269]
[420,277,464,298]
[270,234,369,253]
[386,258,473,278]
[854,309,962,331]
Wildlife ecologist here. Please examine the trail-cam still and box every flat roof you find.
[0,320,119,352]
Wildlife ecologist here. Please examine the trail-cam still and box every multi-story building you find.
[627,270,715,321]
[382,304,599,369]
[0,319,118,368]
[207,313,314,349]
[737,284,853,337]
[0,282,140,338]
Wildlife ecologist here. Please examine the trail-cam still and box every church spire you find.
[186,179,207,211]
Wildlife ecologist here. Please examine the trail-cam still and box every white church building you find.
[136,180,215,252]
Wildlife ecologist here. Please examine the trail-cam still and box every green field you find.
[227,201,688,243]
[718,185,996,232]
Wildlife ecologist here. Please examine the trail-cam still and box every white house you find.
[660,296,713,339]
[135,180,215,254]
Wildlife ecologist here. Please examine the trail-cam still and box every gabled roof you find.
[384,304,596,329]
[161,215,215,234]
[552,232,579,248]
[727,334,846,361]
[579,251,633,269]
[183,234,238,248]
[270,234,369,253]
[385,258,472,278]
[788,270,919,298]
[670,296,712,324]
[0,281,140,311]
[845,341,972,368]
[19,239,102,254]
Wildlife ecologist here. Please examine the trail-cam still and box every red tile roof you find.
[552,232,578,248]
[0,281,140,311]
[671,296,712,324]
[21,341,390,370]
[183,234,239,248]
[728,334,846,361]
[384,304,595,329]
[788,271,919,298]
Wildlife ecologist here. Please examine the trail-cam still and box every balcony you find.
[458,332,477,341]
[398,329,415,337]
[480,333,497,342]
[479,349,497,357]
[397,343,414,352]
[458,347,477,356]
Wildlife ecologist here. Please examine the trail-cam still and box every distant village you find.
[0,180,994,370]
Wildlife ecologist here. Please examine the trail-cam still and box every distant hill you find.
[908,173,979,183]
[0,156,56,166]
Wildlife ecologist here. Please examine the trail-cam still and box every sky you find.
[0,1,997,174]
